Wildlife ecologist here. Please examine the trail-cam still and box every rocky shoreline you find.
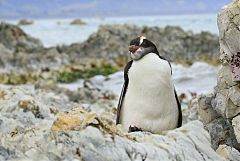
[64,24,219,65]
[0,19,220,84]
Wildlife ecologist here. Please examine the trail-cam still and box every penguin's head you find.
[129,36,158,61]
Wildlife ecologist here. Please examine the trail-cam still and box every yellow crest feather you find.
[139,36,146,45]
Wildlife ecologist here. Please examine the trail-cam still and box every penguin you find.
[116,36,182,134]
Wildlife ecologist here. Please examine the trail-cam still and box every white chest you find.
[120,53,178,133]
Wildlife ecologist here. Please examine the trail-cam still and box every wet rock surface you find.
[198,0,240,153]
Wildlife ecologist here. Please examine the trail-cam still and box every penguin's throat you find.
[130,47,154,61]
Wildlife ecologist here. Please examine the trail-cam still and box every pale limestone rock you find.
[232,115,240,143]
[0,85,226,160]
[198,0,240,151]
[217,65,234,87]
[217,145,240,161]
[214,92,228,117]
[226,98,240,119]
[198,94,219,124]
[218,0,240,60]
[229,86,240,106]
[54,119,225,161]
[182,98,200,124]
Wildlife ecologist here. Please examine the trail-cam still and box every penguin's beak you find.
[129,45,139,53]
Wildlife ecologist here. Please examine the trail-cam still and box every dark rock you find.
[0,22,43,52]
[17,19,34,26]
[70,19,87,25]
[61,24,219,65]
[206,117,240,150]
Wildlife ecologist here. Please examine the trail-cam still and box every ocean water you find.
[3,14,218,47]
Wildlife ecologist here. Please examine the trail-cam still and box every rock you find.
[217,145,240,161]
[198,0,240,151]
[0,43,12,68]
[198,94,219,124]
[54,117,224,161]
[232,115,240,143]
[17,19,34,26]
[51,108,97,134]
[0,84,226,161]
[51,108,224,161]
[0,22,43,52]
[60,24,219,65]
[229,52,240,82]
[0,85,71,119]
[182,98,200,124]
[18,99,44,119]
[198,93,237,150]
[70,19,87,25]
[206,117,239,150]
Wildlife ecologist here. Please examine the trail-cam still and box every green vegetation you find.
[56,65,118,83]
[0,63,118,85]
[0,73,38,85]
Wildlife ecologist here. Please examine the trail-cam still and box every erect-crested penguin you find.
[116,36,182,134]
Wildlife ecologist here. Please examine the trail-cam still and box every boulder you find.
[70,19,87,25]
[0,22,43,52]
[17,19,34,26]
[217,145,240,161]
[198,0,240,151]
[51,110,224,161]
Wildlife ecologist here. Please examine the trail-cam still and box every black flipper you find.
[116,60,133,124]
[174,89,182,127]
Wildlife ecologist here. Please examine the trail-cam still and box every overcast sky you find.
[0,0,232,19]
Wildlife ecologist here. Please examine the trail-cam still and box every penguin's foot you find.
[128,126,142,133]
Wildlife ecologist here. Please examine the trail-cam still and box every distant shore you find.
[1,14,218,47]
